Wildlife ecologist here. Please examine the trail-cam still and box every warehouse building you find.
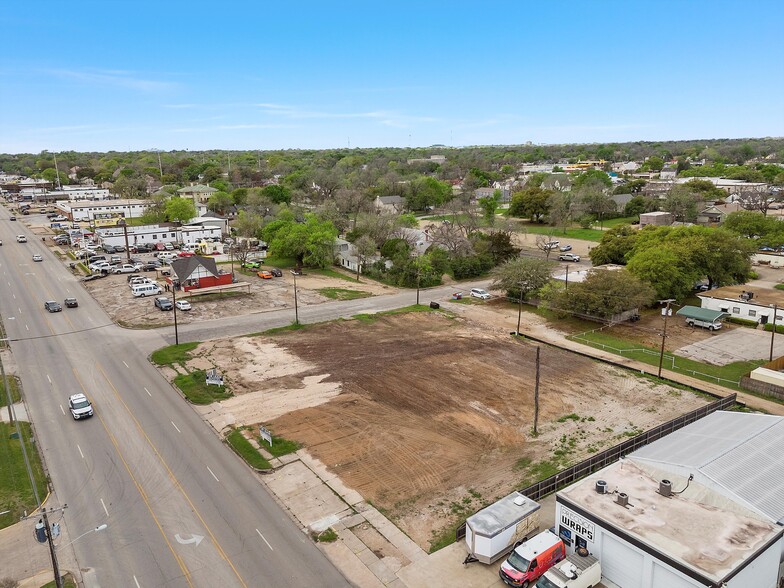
[554,412,784,588]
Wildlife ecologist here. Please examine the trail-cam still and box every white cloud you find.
[46,68,177,93]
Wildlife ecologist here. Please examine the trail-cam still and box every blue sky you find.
[1,1,782,153]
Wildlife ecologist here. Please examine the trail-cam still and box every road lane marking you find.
[12,294,15,299]
[256,529,273,551]
[77,445,84,459]
[47,374,52,384]
[25,324,29,331]
[133,575,140,588]
[18,308,22,314]
[95,362,247,587]
[123,361,129,368]
[207,466,219,482]
[72,367,194,587]
[171,421,181,433]
[60,405,65,416]
[101,498,109,517]
[144,387,151,397]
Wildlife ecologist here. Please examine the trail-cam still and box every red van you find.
[499,530,565,587]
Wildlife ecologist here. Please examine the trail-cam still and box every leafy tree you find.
[613,179,647,195]
[262,213,338,268]
[472,230,519,264]
[663,184,701,222]
[451,254,494,279]
[547,192,574,234]
[623,195,649,217]
[407,177,451,210]
[208,191,233,214]
[233,210,265,239]
[508,186,552,222]
[261,184,292,205]
[645,156,664,172]
[113,175,148,199]
[683,178,725,200]
[165,197,197,223]
[491,257,554,300]
[478,189,502,225]
[723,210,775,238]
[575,179,616,228]
[380,238,411,260]
[548,269,655,321]
[572,169,611,190]
[589,224,639,265]
[627,246,697,300]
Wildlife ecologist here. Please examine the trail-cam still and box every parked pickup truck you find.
[534,552,601,588]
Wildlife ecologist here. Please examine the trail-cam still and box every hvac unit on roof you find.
[616,492,629,507]
[595,480,608,494]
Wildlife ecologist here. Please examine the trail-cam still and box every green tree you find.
[233,210,264,239]
[478,189,502,225]
[262,214,338,268]
[165,197,197,223]
[547,192,574,234]
[207,191,233,214]
[589,224,639,266]
[663,185,700,222]
[407,176,451,210]
[572,169,612,191]
[508,186,552,222]
[723,211,774,238]
[626,246,697,300]
[623,195,649,217]
[646,156,664,172]
[261,184,292,204]
[490,257,553,300]
[548,269,655,321]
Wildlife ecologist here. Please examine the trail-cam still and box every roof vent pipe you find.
[659,480,672,497]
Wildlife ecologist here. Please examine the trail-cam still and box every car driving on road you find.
[558,253,581,262]
[44,300,62,312]
[16,235,27,243]
[32,254,43,262]
[470,288,491,300]
[68,393,94,420]
[64,297,78,308]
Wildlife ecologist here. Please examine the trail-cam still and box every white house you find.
[177,183,217,205]
[698,284,784,327]
[95,224,221,249]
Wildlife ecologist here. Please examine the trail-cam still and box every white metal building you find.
[48,186,110,201]
[96,224,221,248]
[56,199,150,222]
[555,412,784,588]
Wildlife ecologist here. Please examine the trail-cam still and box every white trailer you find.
[464,491,540,565]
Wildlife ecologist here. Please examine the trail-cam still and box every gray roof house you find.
[374,195,405,214]
[177,184,217,204]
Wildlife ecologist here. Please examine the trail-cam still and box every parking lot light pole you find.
[117,218,131,264]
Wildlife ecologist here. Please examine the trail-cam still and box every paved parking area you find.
[676,327,784,365]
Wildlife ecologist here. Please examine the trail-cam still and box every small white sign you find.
[259,426,272,447]
[560,507,595,542]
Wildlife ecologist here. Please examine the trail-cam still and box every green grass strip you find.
[174,370,232,404]
[150,342,199,366]
[226,429,271,469]
[0,422,48,530]
[0,376,22,407]
[317,287,372,301]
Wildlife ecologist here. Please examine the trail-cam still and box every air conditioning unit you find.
[616,492,629,507]
[595,480,608,494]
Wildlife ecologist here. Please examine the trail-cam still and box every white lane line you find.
[123,361,129,368]
[144,387,151,397]
[133,576,141,588]
[207,466,220,482]
[77,445,84,459]
[47,374,52,384]
[59,405,65,415]
[100,498,109,517]
[256,528,274,551]
[11,294,15,299]
[171,421,181,433]
[18,307,22,314]
[25,324,29,331]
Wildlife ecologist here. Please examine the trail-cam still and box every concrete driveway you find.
[676,327,784,365]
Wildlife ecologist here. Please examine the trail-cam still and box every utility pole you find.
[658,299,676,378]
[293,273,299,325]
[171,283,180,345]
[52,152,62,190]
[42,508,63,588]
[157,150,164,179]
[516,282,525,336]
[533,346,540,435]
[770,303,778,361]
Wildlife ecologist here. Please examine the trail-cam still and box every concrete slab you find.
[367,557,399,585]
[676,327,784,365]
[276,452,299,465]
[264,460,323,499]
[397,542,504,588]
[320,539,387,588]
[0,402,27,422]
[338,529,367,555]
[342,513,367,528]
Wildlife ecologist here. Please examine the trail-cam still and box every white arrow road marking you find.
[207,466,219,482]
[174,533,204,546]
[133,575,140,588]
[123,361,129,368]
[256,529,273,551]
[47,374,51,384]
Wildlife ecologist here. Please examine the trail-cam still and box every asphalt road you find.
[0,215,350,586]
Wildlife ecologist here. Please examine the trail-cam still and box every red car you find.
[258,270,273,279]
[178,251,195,257]
[155,242,166,251]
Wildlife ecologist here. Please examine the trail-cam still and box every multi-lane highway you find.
[0,212,351,586]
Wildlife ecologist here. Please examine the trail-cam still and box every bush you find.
[726,316,758,328]
[451,254,493,280]
[763,323,784,334]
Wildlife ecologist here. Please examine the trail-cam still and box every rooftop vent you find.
[514,495,525,507]
[616,492,629,508]
[659,479,672,498]
[595,480,608,494]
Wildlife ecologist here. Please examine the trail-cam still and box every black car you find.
[44,300,62,312]
[142,261,162,271]
[64,297,78,308]
[132,244,152,253]
[9,216,16,221]
[270,268,283,277]
[103,245,117,254]
[154,296,173,311]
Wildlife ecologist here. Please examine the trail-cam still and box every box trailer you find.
[464,491,540,564]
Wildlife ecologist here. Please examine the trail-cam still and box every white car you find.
[16,235,27,243]
[175,300,192,311]
[129,277,153,288]
[89,261,111,272]
[112,263,142,274]
[470,288,491,300]
[52,215,68,222]
[68,393,94,420]
[32,254,43,262]
[558,253,581,262]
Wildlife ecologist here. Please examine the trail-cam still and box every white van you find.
[685,318,722,331]
[131,283,162,297]
[534,553,601,588]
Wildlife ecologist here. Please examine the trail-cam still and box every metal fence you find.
[456,393,737,541]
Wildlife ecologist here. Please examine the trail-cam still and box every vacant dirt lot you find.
[184,311,709,549]
[80,264,395,328]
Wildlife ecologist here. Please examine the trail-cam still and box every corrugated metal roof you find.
[675,305,726,322]
[631,412,784,524]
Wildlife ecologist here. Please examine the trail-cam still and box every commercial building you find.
[55,199,150,222]
[554,411,784,588]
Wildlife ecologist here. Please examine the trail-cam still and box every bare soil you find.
[186,310,709,550]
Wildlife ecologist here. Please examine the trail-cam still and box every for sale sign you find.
[560,507,595,542]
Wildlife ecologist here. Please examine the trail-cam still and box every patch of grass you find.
[261,255,297,269]
[516,222,605,242]
[225,429,271,470]
[429,520,461,553]
[317,287,372,301]
[569,330,762,391]
[0,422,48,530]
[314,267,360,282]
[519,459,560,487]
[189,291,250,303]
[41,573,78,588]
[174,370,232,404]
[557,413,580,423]
[0,376,22,407]
[262,322,310,335]
[775,284,784,291]
[262,435,300,458]
[602,217,638,228]
[150,342,199,366]
[311,527,338,543]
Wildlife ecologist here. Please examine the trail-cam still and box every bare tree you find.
[353,235,377,281]
[335,188,372,229]
[737,187,772,216]
[535,234,557,260]
[429,221,473,256]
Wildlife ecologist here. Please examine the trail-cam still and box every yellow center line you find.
[95,362,248,588]
[71,367,193,586]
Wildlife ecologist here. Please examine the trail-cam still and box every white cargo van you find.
[535,552,601,588]
[132,283,162,297]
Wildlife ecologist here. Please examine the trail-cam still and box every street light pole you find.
[117,218,131,264]
[171,283,180,345]
[657,299,676,378]
[293,273,299,325]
